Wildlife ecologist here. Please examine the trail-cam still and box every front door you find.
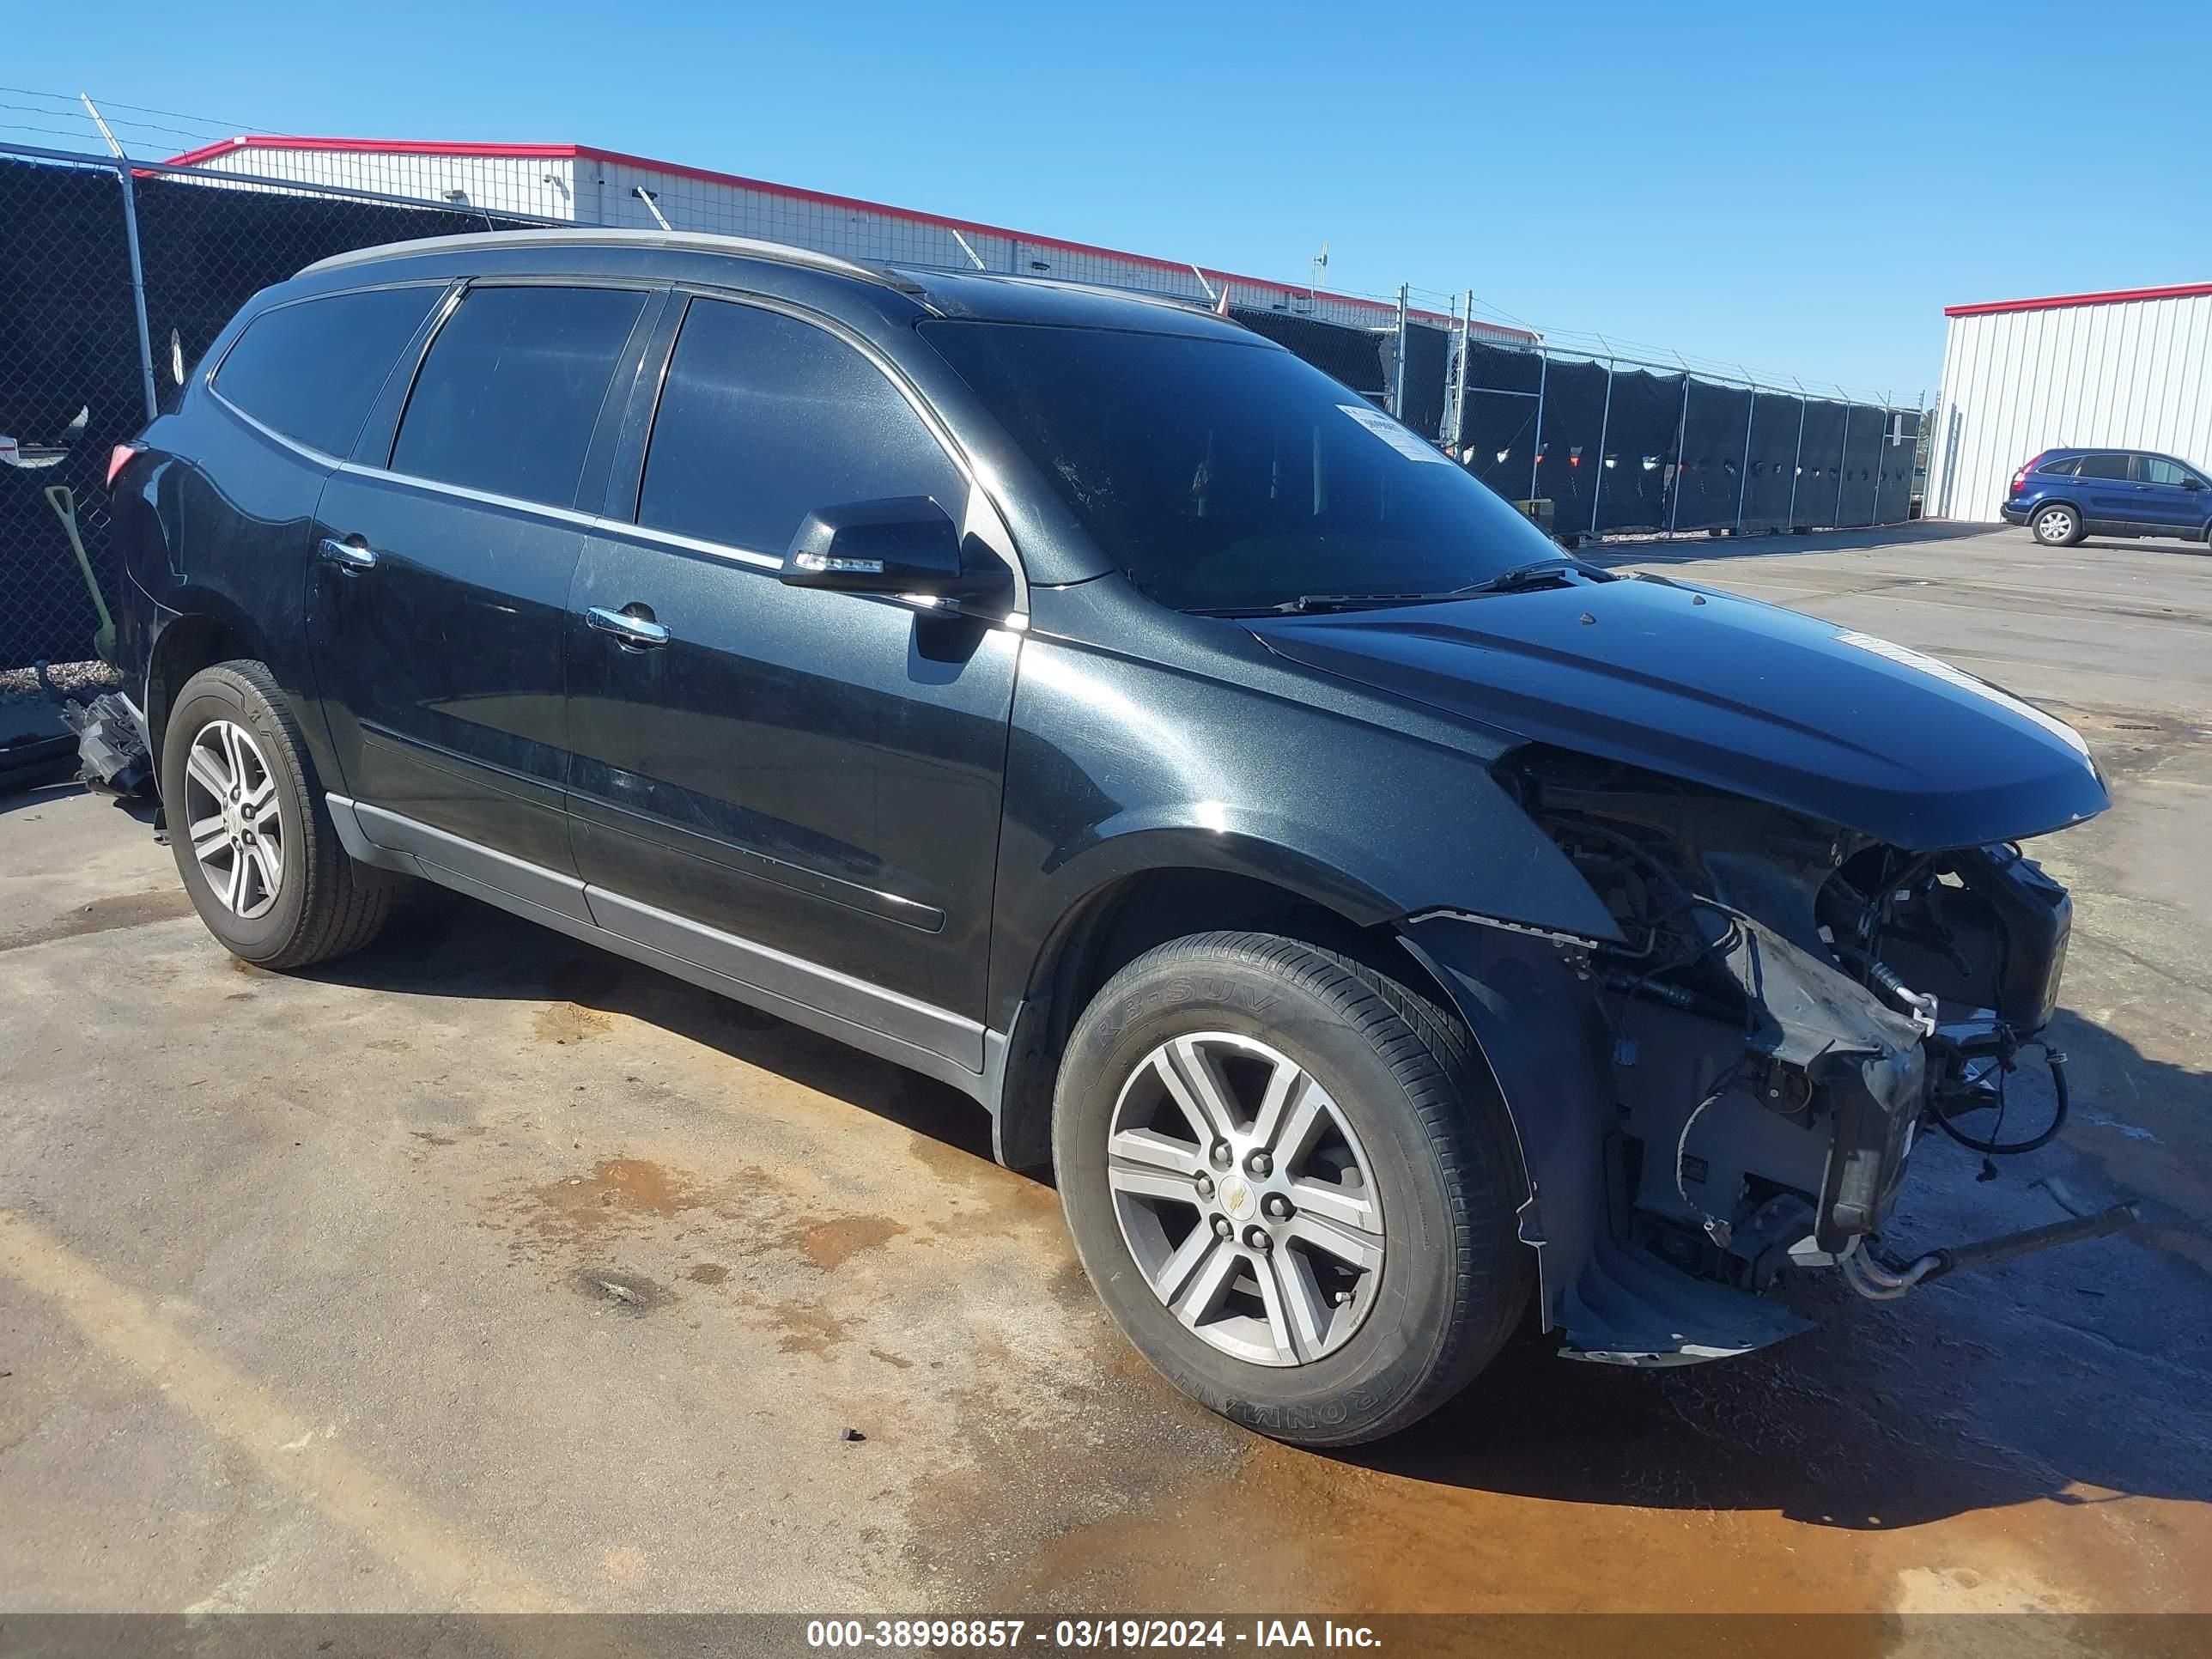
[2134,455,2209,538]
[308,281,658,873]
[563,295,1018,1054]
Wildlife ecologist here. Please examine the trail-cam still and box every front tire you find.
[161,659,396,969]
[2033,504,2082,546]
[1053,933,1528,1446]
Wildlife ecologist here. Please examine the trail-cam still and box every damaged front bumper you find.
[1401,764,2134,1368]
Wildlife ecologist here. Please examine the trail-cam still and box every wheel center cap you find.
[1218,1176,1255,1220]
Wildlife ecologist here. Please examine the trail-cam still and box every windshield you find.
[921,319,1563,611]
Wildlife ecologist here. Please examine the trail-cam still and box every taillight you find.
[2011,453,2043,495]
[106,441,143,489]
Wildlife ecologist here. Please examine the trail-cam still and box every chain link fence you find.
[2,143,558,669]
[1,138,1926,672]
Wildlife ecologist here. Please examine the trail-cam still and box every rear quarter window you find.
[2039,455,2081,477]
[213,285,442,459]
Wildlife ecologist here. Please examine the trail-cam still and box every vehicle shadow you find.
[305,888,2212,1533]
[1338,1007,2212,1528]
[299,884,1000,1161]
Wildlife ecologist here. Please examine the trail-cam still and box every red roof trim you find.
[163,136,1520,337]
[1946,281,2212,318]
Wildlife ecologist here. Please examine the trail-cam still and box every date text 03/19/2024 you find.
[803,1619,1383,1650]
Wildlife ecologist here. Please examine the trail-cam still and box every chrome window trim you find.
[329,459,606,530]
[208,386,347,467]
[594,518,782,571]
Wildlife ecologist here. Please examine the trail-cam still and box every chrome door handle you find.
[585,605,671,648]
[319,536,379,572]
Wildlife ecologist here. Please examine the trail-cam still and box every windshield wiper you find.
[1446,556,1607,597]
[1185,559,1610,618]
[1185,592,1448,617]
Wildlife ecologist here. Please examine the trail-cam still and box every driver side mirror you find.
[778,496,1011,614]
[2184,476,2205,491]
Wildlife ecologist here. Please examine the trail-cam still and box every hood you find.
[1249,576,2108,851]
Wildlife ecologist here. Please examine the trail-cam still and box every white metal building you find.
[167,136,1532,344]
[1925,281,2212,524]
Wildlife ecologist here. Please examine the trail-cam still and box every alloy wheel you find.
[182,719,283,920]
[1106,1031,1385,1367]
[2036,508,2073,544]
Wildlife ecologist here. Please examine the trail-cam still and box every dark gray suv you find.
[106,228,2119,1443]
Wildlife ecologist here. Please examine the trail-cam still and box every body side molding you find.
[327,795,994,1102]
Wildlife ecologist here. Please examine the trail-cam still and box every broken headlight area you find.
[1499,744,2090,1300]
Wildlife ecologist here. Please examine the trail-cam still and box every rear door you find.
[563,293,1019,1052]
[308,280,659,877]
[2071,451,2136,532]
[187,282,450,782]
[2134,454,2210,538]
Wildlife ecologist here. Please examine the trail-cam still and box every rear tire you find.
[1053,932,1529,1446]
[2033,503,2083,546]
[161,659,397,969]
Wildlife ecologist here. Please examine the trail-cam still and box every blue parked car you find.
[2002,447,2212,547]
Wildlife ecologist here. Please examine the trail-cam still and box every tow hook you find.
[1839,1195,2141,1301]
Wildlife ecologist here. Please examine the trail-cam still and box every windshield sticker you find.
[1338,404,1451,465]
[1833,630,2091,756]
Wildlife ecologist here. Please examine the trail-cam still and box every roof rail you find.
[295,227,925,293]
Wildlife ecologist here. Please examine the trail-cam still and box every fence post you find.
[1832,389,1852,528]
[1390,283,1409,422]
[1735,384,1757,534]
[1587,357,1615,540]
[1666,368,1692,534]
[1528,343,1547,504]
[1785,380,1808,530]
[1447,289,1472,451]
[114,162,159,424]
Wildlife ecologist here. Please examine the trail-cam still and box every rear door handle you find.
[319,536,379,572]
[585,605,671,648]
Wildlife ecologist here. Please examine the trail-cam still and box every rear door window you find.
[2074,453,2131,479]
[635,297,964,555]
[391,284,648,509]
[214,285,441,458]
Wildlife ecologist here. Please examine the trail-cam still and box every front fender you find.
[988,633,1622,1026]
[1399,915,1612,1330]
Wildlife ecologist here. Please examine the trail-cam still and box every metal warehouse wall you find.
[176,142,1534,340]
[1926,290,2212,524]
[191,148,578,220]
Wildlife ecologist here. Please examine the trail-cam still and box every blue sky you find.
[9,0,2206,399]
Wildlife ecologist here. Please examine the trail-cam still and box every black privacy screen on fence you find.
[1673,381,1750,532]
[1,159,145,670]
[1,153,526,669]
[1445,339,1919,542]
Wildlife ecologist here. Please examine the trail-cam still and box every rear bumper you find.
[2000,501,2029,524]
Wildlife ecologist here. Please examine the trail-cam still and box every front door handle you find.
[585,604,671,649]
[319,536,379,572]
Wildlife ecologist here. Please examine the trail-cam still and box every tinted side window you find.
[2138,456,2190,485]
[215,285,441,458]
[638,299,963,554]
[2039,455,2081,477]
[2075,453,2130,479]
[392,285,647,508]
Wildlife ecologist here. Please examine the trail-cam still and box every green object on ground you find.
[43,485,116,666]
